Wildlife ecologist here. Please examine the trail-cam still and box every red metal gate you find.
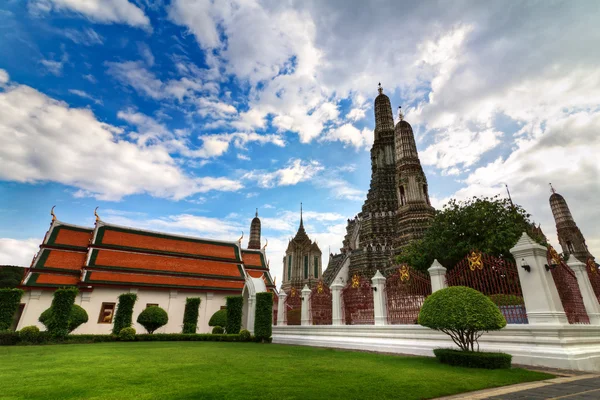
[342,274,374,325]
[586,258,600,303]
[386,264,431,324]
[284,287,301,325]
[446,251,528,324]
[547,246,589,324]
[310,281,332,325]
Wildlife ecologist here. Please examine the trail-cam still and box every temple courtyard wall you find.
[17,288,228,334]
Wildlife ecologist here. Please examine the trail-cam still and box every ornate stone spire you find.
[374,83,394,135]
[247,208,261,249]
[549,185,593,262]
[293,203,310,243]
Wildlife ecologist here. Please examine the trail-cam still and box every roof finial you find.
[398,106,404,121]
[549,183,556,194]
[377,82,383,95]
[50,205,57,223]
[94,207,100,223]
[300,202,303,227]
[255,208,258,217]
[262,238,268,250]
[238,231,244,243]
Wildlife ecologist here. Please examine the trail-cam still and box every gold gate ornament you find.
[588,258,598,274]
[351,274,360,289]
[290,287,297,297]
[317,280,324,294]
[548,245,562,266]
[399,264,410,282]
[468,251,483,271]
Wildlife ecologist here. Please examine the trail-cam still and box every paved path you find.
[436,374,600,400]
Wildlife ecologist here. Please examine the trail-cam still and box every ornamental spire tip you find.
[377,82,383,95]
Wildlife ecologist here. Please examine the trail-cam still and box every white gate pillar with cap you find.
[277,290,287,326]
[567,256,600,325]
[371,270,387,325]
[301,285,311,326]
[331,279,344,326]
[428,259,447,293]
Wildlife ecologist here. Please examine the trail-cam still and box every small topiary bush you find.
[418,286,506,352]
[112,293,138,335]
[39,304,89,333]
[0,288,24,330]
[19,326,40,343]
[208,309,227,328]
[212,326,224,334]
[182,297,201,334]
[239,329,251,342]
[119,327,136,341]
[254,292,273,343]
[226,296,243,334]
[433,349,512,369]
[47,287,79,338]
[137,306,168,334]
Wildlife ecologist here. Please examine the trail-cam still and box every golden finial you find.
[267,259,270,268]
[238,231,244,243]
[50,205,57,222]
[273,276,277,286]
[94,207,100,223]
[549,183,556,194]
[398,106,404,121]
[377,82,383,95]
[262,238,268,250]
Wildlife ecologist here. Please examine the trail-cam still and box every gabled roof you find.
[31,249,86,275]
[44,221,93,250]
[241,249,267,269]
[92,222,242,262]
[25,272,79,288]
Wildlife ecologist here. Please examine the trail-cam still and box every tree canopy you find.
[397,196,546,271]
[0,266,26,288]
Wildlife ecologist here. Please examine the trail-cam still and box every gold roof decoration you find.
[50,205,57,223]
[262,238,268,250]
[238,231,244,244]
[94,207,101,223]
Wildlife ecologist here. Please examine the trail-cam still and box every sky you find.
[0,0,599,287]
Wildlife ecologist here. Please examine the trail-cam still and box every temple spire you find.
[300,202,303,227]
[549,188,593,262]
[378,82,383,94]
[248,209,261,249]
[550,182,556,194]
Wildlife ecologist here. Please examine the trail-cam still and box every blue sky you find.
[1,0,599,284]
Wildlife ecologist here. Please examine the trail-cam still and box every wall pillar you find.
[510,232,568,325]
[331,279,344,326]
[428,260,447,292]
[277,291,287,326]
[371,270,387,325]
[567,256,600,325]
[301,285,311,326]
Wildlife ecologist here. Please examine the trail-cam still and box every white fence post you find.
[371,270,387,325]
[567,256,600,325]
[510,232,568,325]
[301,285,311,326]
[277,290,287,326]
[331,279,344,326]
[428,259,447,292]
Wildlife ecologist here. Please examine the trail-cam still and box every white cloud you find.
[243,159,324,188]
[137,42,155,66]
[61,28,104,46]
[321,123,373,150]
[0,69,8,85]
[69,89,103,105]
[40,59,64,76]
[0,83,242,201]
[237,154,250,161]
[0,238,41,266]
[29,0,151,30]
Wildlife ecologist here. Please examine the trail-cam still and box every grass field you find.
[0,342,552,399]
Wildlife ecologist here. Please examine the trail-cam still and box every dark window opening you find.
[98,303,116,324]
[399,186,406,206]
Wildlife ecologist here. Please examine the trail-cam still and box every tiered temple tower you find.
[281,204,322,292]
[549,185,594,263]
[247,209,261,249]
[394,107,435,249]
[323,83,435,283]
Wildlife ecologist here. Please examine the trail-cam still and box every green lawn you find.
[0,342,552,400]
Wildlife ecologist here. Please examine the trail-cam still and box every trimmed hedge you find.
[135,334,242,342]
[39,304,89,333]
[254,292,273,342]
[212,326,224,334]
[239,329,251,342]
[0,332,247,345]
[19,326,40,343]
[419,286,506,351]
[433,349,512,369]
[119,327,136,341]
[208,309,227,328]
[112,293,138,335]
[137,306,168,334]
[182,297,201,334]
[0,288,24,330]
[0,331,20,345]
[48,288,78,338]
[226,296,243,334]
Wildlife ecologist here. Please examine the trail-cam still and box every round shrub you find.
[418,286,506,352]
[212,326,224,334]
[208,309,227,327]
[239,329,251,342]
[119,327,136,341]
[39,304,89,333]
[19,325,40,343]
[137,306,168,334]
[433,349,512,369]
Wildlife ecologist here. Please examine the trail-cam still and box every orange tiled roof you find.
[241,250,265,268]
[47,225,93,249]
[89,249,244,278]
[26,272,79,287]
[34,249,86,273]
[94,225,240,261]
[247,270,265,279]
[84,270,244,291]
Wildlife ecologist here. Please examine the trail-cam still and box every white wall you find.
[16,288,230,334]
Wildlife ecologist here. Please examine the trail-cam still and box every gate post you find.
[301,285,311,326]
[331,279,344,326]
[428,259,447,292]
[567,256,600,324]
[371,270,387,325]
[510,232,568,325]
[277,290,287,326]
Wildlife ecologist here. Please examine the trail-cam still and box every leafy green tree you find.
[0,266,26,289]
[39,304,88,333]
[208,309,227,328]
[397,196,547,271]
[137,306,168,334]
